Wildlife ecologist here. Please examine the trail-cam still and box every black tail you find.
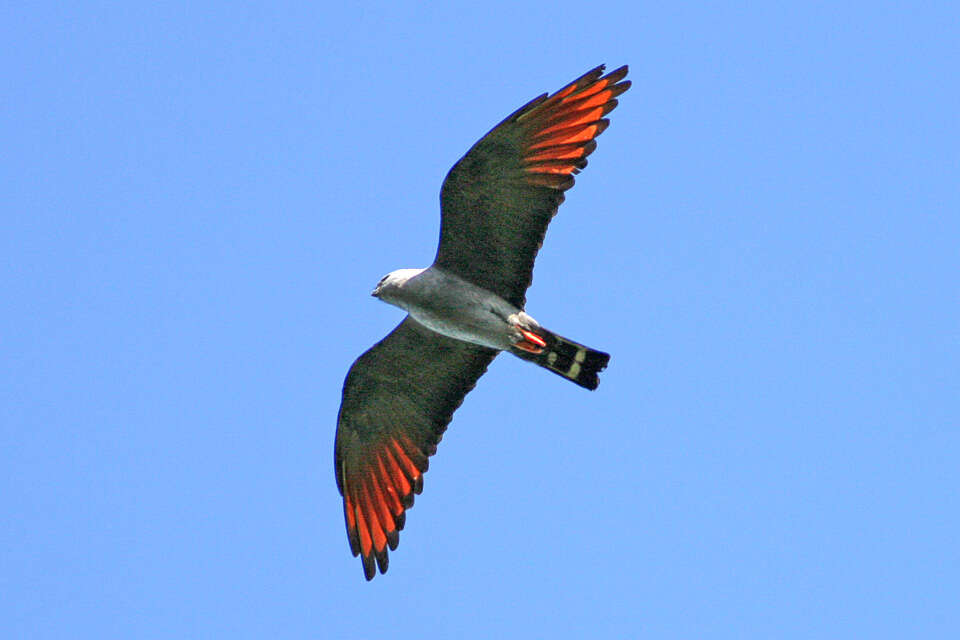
[509,328,610,390]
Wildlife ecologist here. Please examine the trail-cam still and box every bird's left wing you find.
[436,65,630,308]
[334,317,497,580]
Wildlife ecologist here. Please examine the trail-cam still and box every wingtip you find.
[584,64,628,82]
[605,64,629,81]
[375,548,389,574]
[362,554,376,581]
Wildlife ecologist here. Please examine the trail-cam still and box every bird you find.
[334,65,630,580]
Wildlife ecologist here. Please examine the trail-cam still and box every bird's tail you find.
[509,327,610,390]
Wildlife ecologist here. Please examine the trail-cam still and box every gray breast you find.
[399,267,521,351]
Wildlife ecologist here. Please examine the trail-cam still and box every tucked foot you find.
[513,328,547,354]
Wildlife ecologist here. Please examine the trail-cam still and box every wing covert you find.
[436,65,630,307]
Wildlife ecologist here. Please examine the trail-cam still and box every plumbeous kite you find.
[335,65,630,580]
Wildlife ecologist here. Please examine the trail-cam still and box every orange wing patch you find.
[518,66,629,187]
[340,435,427,580]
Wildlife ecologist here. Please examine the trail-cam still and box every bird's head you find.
[371,268,425,305]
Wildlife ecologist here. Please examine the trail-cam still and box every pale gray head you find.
[371,268,426,305]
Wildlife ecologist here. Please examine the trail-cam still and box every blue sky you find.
[3,2,958,638]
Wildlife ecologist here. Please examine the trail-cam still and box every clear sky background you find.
[3,2,958,638]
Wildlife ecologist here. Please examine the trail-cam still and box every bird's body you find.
[374,266,539,352]
[335,65,630,579]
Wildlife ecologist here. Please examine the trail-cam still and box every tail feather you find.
[509,328,610,390]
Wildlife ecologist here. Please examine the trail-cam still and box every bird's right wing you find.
[334,317,497,580]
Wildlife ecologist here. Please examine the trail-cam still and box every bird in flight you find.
[335,65,630,580]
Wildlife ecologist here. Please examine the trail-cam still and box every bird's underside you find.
[335,64,630,580]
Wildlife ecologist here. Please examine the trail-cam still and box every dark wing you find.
[436,65,630,308]
[334,317,497,580]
